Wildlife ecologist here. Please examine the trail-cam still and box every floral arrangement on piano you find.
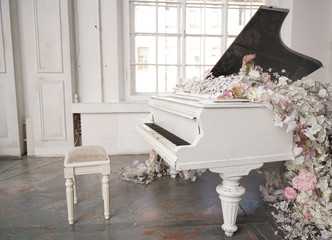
[175,54,332,239]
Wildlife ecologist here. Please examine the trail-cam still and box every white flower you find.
[317,128,326,143]
[273,114,284,127]
[293,156,304,165]
[302,79,315,88]
[307,123,322,135]
[277,76,288,87]
[248,70,261,79]
[300,103,310,114]
[318,88,328,98]
[293,147,303,156]
[306,116,317,126]
[296,191,312,204]
[317,177,329,190]
[316,115,326,125]
[284,115,297,133]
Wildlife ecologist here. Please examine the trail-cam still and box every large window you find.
[128,0,264,94]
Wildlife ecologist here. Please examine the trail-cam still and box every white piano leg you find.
[210,163,263,237]
[216,176,245,236]
[169,167,178,178]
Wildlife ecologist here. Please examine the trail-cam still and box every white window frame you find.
[124,0,270,101]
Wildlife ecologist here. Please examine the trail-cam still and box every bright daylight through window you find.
[129,0,264,94]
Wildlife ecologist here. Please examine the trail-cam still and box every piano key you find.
[144,123,190,146]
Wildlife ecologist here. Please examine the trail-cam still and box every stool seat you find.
[64,146,111,224]
[65,146,109,164]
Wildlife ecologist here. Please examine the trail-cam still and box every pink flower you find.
[279,98,287,105]
[242,54,256,65]
[295,122,302,131]
[306,209,311,220]
[292,169,317,191]
[220,90,232,99]
[262,72,271,83]
[240,54,256,72]
[284,187,297,200]
[263,83,274,90]
[150,150,157,160]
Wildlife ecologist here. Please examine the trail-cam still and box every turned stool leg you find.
[102,175,110,219]
[65,178,75,224]
[73,175,78,204]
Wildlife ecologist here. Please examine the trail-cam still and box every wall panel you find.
[34,0,63,72]
[39,81,66,140]
[0,1,6,73]
[0,84,8,138]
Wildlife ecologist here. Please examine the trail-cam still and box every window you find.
[127,0,264,95]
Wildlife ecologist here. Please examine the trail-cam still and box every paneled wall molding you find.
[0,84,8,138]
[0,2,6,73]
[39,80,67,140]
[0,0,24,156]
[33,0,63,73]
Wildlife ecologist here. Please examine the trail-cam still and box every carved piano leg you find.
[216,176,245,236]
[210,163,263,237]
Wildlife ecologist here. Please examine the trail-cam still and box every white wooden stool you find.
[63,146,111,224]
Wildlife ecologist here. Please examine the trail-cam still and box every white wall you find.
[279,0,332,82]
[0,0,331,156]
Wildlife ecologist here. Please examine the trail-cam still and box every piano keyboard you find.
[145,123,190,146]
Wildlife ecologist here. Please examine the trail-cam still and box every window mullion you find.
[155,1,159,92]
[222,0,228,52]
[177,1,181,83]
[181,0,186,81]
[203,0,206,77]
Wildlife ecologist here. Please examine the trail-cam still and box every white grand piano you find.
[136,6,322,237]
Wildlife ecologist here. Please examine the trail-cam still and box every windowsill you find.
[71,101,150,114]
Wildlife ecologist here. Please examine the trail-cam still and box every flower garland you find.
[175,54,332,239]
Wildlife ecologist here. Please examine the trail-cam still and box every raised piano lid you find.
[209,6,322,81]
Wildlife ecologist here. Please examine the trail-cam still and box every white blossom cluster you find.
[174,55,332,239]
[122,150,206,184]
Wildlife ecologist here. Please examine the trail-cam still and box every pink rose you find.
[306,210,311,220]
[242,54,256,65]
[284,187,297,200]
[292,169,317,191]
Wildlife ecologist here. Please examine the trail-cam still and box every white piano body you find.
[137,93,293,171]
[136,93,293,236]
[135,5,322,237]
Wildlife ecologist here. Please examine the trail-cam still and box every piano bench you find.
[63,146,111,224]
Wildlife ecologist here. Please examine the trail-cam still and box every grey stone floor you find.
[0,155,284,240]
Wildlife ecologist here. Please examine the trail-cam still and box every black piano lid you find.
[209,6,323,81]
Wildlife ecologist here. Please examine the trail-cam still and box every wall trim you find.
[0,1,7,73]
[39,80,67,140]
[71,102,149,114]
[33,0,63,73]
